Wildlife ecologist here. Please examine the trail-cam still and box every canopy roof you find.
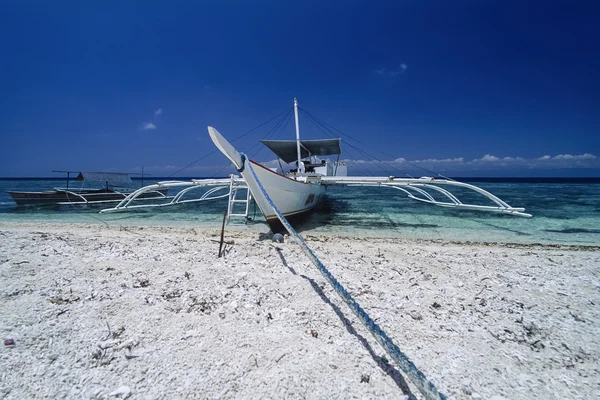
[260,139,342,163]
[76,172,132,184]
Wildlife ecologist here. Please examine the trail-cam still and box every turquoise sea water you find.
[1,178,599,246]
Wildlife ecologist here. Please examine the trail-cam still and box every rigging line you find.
[297,111,373,176]
[319,134,374,177]
[167,150,220,178]
[308,120,374,177]
[167,107,293,178]
[247,109,293,159]
[247,110,292,154]
[396,159,455,181]
[342,140,404,177]
[212,110,293,177]
[331,147,374,176]
[300,109,401,172]
[299,112,377,177]
[344,153,376,177]
[300,109,415,178]
[302,107,457,181]
[301,110,407,177]
[301,108,446,179]
[300,107,375,150]
[249,110,294,162]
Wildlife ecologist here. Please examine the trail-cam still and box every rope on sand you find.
[246,159,447,400]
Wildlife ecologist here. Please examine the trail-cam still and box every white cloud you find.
[553,153,596,160]
[375,63,408,77]
[389,64,408,76]
[143,122,157,130]
[579,153,596,160]
[414,157,464,164]
[339,152,599,172]
[474,154,501,162]
[154,108,163,116]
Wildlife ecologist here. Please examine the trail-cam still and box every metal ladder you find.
[226,177,252,223]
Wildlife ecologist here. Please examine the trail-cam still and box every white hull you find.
[208,126,325,230]
[245,160,325,224]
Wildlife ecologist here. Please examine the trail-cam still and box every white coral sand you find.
[1,222,598,399]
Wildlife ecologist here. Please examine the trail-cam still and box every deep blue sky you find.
[1,0,598,177]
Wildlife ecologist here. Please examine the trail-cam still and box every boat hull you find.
[243,160,325,232]
[262,206,321,233]
[208,125,325,232]
[8,188,168,206]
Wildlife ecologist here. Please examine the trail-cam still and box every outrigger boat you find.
[207,99,348,231]
[100,99,531,230]
[9,171,168,206]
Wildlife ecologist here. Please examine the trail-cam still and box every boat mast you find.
[293,98,302,171]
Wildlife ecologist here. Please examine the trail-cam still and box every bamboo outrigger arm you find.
[320,176,532,217]
[100,174,530,218]
[99,177,247,213]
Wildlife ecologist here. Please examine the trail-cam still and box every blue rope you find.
[245,157,447,400]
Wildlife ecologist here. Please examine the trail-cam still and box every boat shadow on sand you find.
[274,247,418,399]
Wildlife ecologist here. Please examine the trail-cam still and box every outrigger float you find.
[100,99,531,229]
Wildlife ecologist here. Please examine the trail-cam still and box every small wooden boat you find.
[8,171,168,205]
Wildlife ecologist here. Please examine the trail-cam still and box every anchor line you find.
[245,157,447,400]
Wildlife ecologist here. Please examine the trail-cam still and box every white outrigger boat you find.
[101,98,531,230]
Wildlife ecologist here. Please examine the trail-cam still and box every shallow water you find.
[1,178,599,246]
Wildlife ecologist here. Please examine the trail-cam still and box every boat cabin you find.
[260,138,347,177]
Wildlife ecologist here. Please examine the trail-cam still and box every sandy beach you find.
[1,221,599,399]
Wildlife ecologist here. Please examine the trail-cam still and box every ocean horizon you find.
[1,176,600,182]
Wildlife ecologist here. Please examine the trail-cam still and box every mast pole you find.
[293,98,302,172]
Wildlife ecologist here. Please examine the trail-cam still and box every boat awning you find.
[76,172,132,184]
[260,139,342,163]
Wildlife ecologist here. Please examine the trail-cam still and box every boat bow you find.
[207,126,245,171]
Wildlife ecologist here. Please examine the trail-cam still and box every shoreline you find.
[2,220,599,251]
[1,221,599,399]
